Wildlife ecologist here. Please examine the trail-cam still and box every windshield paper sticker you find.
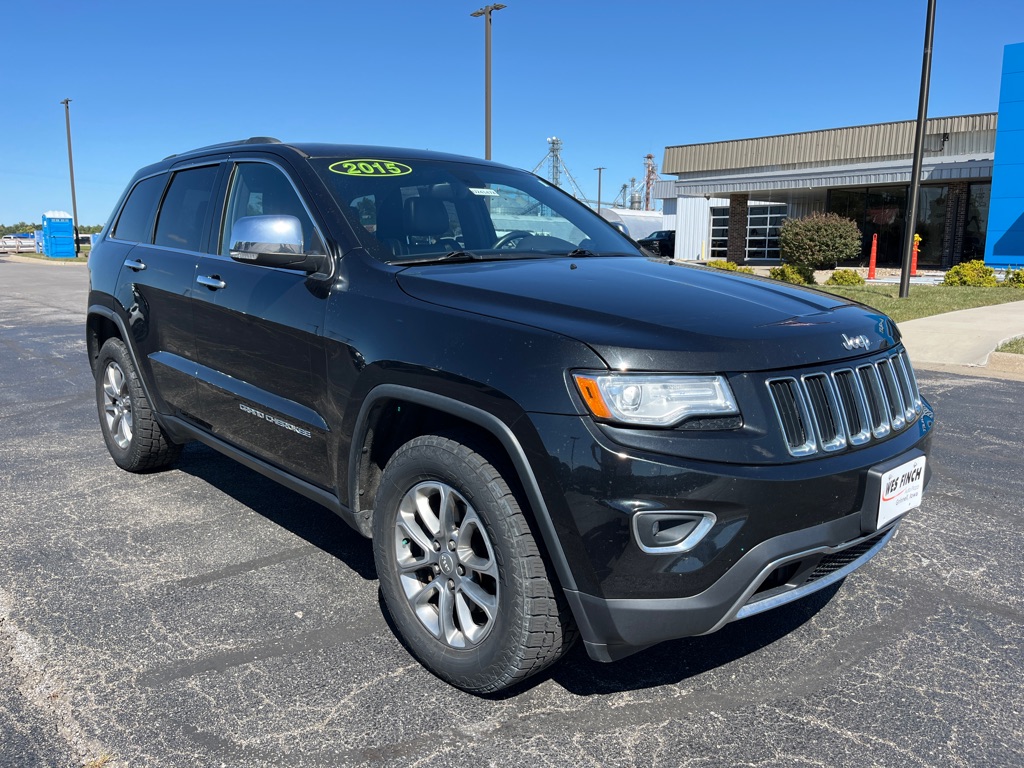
[329,159,411,177]
[469,187,499,196]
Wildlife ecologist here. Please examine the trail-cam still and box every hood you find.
[396,257,899,372]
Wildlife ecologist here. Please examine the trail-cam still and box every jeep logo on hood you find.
[842,333,872,351]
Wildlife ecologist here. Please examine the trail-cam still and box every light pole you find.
[899,0,936,298]
[60,98,80,256]
[470,3,505,160]
[594,167,605,218]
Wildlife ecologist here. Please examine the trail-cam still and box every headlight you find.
[573,372,739,427]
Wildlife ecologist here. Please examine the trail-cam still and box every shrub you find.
[825,268,866,286]
[1001,268,1024,288]
[778,212,862,270]
[708,259,756,274]
[769,263,815,285]
[943,260,997,287]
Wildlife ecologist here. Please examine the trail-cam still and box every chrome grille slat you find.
[767,349,922,457]
[878,358,907,430]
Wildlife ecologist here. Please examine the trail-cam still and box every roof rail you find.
[164,136,282,160]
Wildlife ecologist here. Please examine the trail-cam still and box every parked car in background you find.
[637,229,676,257]
[0,235,36,253]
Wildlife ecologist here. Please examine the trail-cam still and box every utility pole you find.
[61,98,80,256]
[470,3,506,160]
[594,167,605,218]
[900,0,937,298]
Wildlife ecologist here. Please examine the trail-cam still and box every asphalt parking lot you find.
[1,259,1021,767]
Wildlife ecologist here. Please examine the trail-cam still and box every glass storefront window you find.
[964,183,990,261]
[916,186,947,265]
[827,186,907,266]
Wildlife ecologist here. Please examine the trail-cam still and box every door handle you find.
[196,275,227,290]
[123,258,146,272]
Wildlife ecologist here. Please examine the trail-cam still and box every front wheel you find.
[373,435,575,693]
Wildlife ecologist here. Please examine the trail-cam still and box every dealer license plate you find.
[877,456,926,529]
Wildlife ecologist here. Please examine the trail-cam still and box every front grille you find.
[767,349,922,457]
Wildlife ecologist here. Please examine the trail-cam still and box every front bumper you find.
[567,515,898,661]
[525,398,934,662]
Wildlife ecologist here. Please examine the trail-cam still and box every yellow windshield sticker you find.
[329,159,412,177]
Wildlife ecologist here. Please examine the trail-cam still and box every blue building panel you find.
[1002,41,1024,74]
[987,161,1024,195]
[995,100,1024,127]
[993,128,1024,160]
[998,72,1024,104]
[987,42,1024,269]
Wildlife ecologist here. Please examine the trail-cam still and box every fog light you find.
[632,511,717,554]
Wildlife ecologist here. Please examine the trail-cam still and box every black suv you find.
[637,229,676,257]
[87,138,934,693]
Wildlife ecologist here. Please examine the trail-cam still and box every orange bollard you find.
[868,233,878,280]
[911,233,921,277]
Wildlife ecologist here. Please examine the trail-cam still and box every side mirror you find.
[229,215,326,273]
[610,221,630,237]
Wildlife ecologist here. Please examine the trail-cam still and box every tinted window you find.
[154,165,219,252]
[112,175,166,242]
[220,163,323,256]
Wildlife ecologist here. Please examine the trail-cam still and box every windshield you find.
[309,156,642,263]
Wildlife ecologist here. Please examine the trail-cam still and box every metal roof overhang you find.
[655,154,993,199]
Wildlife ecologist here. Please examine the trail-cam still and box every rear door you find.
[190,159,334,488]
[109,164,221,417]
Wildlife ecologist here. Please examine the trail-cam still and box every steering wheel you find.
[494,230,533,250]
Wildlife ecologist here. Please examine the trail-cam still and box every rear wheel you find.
[95,338,182,472]
[373,435,575,693]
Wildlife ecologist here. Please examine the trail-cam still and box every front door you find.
[190,160,334,488]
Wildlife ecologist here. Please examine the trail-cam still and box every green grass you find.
[817,284,1024,323]
[996,336,1024,355]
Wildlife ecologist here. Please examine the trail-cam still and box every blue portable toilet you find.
[42,211,75,258]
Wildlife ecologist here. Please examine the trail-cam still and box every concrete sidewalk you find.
[898,299,1024,375]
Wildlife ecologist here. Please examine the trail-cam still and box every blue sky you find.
[1,0,1022,226]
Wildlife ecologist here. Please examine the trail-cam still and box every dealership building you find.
[654,42,1024,271]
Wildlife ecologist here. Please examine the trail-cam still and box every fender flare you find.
[349,384,578,592]
[87,304,157,405]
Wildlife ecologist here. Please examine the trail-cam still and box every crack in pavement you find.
[0,588,112,767]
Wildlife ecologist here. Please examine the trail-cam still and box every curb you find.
[0,254,88,266]
[988,351,1024,374]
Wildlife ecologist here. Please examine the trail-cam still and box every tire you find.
[95,338,182,472]
[373,435,576,693]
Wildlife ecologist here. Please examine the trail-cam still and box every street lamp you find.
[899,0,937,299]
[60,98,80,256]
[470,3,506,160]
[594,167,605,218]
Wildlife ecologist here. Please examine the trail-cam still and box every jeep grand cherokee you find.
[87,138,934,693]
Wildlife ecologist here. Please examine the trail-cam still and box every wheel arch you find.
[349,384,578,593]
[86,306,125,375]
[86,305,174,439]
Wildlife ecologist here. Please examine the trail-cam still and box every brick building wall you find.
[726,193,749,263]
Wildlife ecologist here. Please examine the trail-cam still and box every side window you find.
[112,174,166,242]
[153,166,219,252]
[220,163,324,256]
